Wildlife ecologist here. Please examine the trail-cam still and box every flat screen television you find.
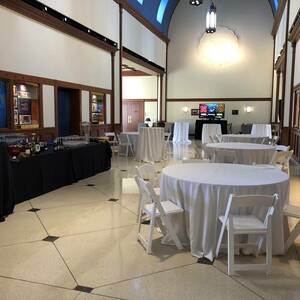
[199,103,225,118]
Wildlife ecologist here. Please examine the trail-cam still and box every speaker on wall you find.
[232,110,239,115]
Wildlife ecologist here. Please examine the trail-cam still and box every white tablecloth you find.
[173,122,191,144]
[136,127,165,162]
[251,124,272,138]
[202,124,222,144]
[221,134,267,144]
[205,142,276,165]
[160,163,289,261]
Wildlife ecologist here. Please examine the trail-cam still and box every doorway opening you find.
[122,58,159,132]
[57,87,81,137]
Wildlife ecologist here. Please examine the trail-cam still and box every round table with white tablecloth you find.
[205,142,276,164]
[160,163,289,261]
[135,127,165,162]
[172,122,191,144]
[221,134,267,144]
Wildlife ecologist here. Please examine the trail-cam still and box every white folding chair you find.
[213,149,238,164]
[270,149,293,175]
[136,164,160,221]
[202,124,222,144]
[135,176,184,254]
[105,132,118,154]
[216,193,279,275]
[251,124,272,138]
[117,133,134,157]
[283,204,300,252]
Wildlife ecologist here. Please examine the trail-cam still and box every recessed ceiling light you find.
[189,0,203,6]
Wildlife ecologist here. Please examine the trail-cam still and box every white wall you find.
[289,0,300,29]
[0,6,111,90]
[42,85,55,128]
[122,76,158,99]
[275,4,287,61]
[168,0,274,99]
[39,0,119,42]
[81,91,90,123]
[145,102,158,123]
[295,42,300,86]
[123,11,166,68]
[167,101,271,134]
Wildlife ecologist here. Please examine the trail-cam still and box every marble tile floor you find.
[0,141,299,299]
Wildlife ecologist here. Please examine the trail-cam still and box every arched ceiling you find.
[127,0,277,36]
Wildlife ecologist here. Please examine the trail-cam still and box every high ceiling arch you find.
[127,0,277,36]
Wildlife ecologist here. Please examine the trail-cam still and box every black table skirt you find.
[6,142,112,209]
[0,143,15,220]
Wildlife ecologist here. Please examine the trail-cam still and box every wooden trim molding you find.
[272,0,287,37]
[111,53,115,126]
[289,43,297,128]
[122,48,165,75]
[289,8,300,43]
[274,47,286,72]
[0,0,117,53]
[0,70,112,95]
[122,70,151,76]
[119,5,123,130]
[113,0,169,44]
[123,99,158,102]
[167,98,272,102]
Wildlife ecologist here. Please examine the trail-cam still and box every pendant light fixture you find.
[206,2,217,33]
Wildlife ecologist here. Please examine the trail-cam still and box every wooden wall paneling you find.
[166,98,272,102]
[289,8,300,43]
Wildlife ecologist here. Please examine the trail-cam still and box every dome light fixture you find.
[206,2,217,33]
[189,0,203,6]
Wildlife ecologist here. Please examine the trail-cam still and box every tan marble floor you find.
[0,141,299,300]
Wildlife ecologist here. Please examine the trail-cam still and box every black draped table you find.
[0,142,112,219]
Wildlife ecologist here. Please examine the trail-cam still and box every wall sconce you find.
[182,106,189,113]
[245,106,253,113]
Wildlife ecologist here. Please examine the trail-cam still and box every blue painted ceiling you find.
[127,0,277,36]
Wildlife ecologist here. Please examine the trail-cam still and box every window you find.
[137,0,143,4]
[91,93,105,124]
[0,80,7,128]
[13,83,41,129]
[157,0,169,24]
[293,90,300,128]
[274,0,279,10]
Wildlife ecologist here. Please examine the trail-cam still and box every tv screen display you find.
[207,103,217,116]
[199,103,225,118]
[216,103,225,118]
[199,104,208,116]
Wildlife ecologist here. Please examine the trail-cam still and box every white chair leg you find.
[216,223,226,257]
[162,215,183,250]
[126,145,129,157]
[285,221,300,252]
[147,214,155,254]
[266,231,272,274]
[136,195,142,223]
[228,228,234,276]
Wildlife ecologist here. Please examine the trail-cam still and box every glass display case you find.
[13,83,40,129]
[91,93,105,124]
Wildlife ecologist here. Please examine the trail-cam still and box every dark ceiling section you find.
[126,0,275,37]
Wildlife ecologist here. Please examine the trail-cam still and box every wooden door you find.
[122,101,144,132]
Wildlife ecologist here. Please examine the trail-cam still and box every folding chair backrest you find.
[214,149,237,164]
[272,136,279,145]
[118,133,130,145]
[136,164,157,183]
[135,176,165,215]
[134,175,152,207]
[223,194,279,228]
[270,150,293,165]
